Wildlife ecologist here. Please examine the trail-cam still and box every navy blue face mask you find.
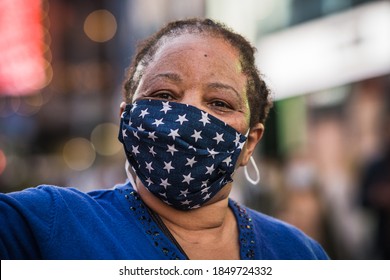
[118,99,247,210]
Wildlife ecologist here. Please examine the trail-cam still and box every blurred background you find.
[0,0,389,260]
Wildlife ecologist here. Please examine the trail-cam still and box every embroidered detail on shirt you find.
[121,187,183,260]
[120,186,256,260]
[230,200,256,260]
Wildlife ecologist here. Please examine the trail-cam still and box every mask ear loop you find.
[125,160,138,191]
[243,128,260,185]
[244,156,260,185]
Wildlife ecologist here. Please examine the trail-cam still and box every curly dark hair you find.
[123,18,272,127]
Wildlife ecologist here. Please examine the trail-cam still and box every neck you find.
[135,178,240,259]
[136,178,240,259]
[136,177,232,231]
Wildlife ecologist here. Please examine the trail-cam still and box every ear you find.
[239,123,264,166]
[119,102,126,117]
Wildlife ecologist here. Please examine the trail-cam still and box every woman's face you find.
[132,33,251,135]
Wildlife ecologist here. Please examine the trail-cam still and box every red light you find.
[0,0,47,96]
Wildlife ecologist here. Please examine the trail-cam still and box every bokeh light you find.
[0,150,6,175]
[15,93,44,116]
[63,138,96,171]
[83,9,117,43]
[0,0,51,96]
[90,123,122,156]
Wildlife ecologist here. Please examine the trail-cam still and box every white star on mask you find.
[148,146,157,157]
[136,124,145,132]
[185,156,197,167]
[205,164,215,175]
[160,178,171,189]
[139,109,149,118]
[168,129,180,140]
[181,199,192,205]
[191,130,202,142]
[199,111,210,126]
[176,114,188,125]
[163,161,175,173]
[152,118,164,127]
[145,162,154,173]
[132,145,140,156]
[201,180,209,188]
[130,102,137,112]
[179,189,190,197]
[182,173,194,184]
[159,192,167,198]
[148,131,158,141]
[223,156,233,166]
[237,141,245,150]
[201,187,210,194]
[233,132,241,147]
[166,144,178,156]
[207,148,219,159]
[161,101,172,114]
[133,131,140,140]
[145,177,153,186]
[213,132,225,144]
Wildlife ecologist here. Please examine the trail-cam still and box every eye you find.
[210,100,232,110]
[152,91,175,100]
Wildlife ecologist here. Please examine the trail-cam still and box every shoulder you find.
[1,184,120,217]
[4,185,108,204]
[2,185,64,211]
[0,185,100,259]
[1,183,139,259]
[244,206,329,259]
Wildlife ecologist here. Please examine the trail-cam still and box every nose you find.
[179,89,205,111]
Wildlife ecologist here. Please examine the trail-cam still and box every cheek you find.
[227,111,250,134]
[231,95,251,134]
[219,96,251,134]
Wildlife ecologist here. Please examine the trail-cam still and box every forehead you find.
[154,33,240,61]
[143,33,246,84]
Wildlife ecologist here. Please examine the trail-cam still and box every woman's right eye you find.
[152,91,174,100]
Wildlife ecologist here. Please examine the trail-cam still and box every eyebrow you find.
[207,82,242,100]
[150,73,183,83]
[148,73,243,101]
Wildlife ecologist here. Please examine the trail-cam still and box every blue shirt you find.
[0,183,329,259]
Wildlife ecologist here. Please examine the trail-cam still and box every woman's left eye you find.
[153,91,174,100]
[210,100,232,109]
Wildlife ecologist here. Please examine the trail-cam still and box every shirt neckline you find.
[117,184,256,260]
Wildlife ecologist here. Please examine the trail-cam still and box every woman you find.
[0,18,328,260]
